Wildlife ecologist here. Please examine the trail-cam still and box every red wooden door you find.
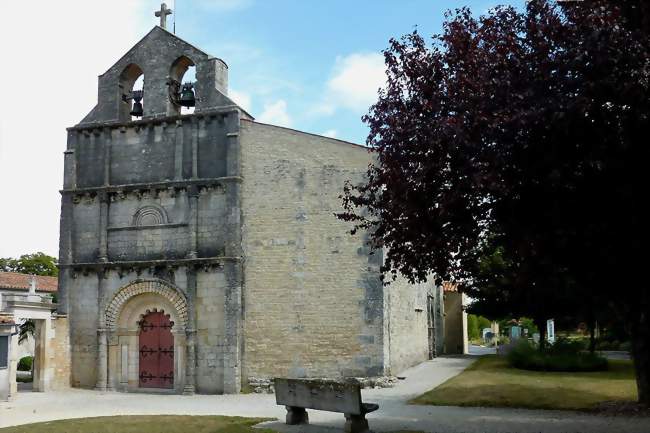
[139,311,174,388]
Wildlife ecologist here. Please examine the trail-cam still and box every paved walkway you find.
[468,344,497,356]
[1,357,649,433]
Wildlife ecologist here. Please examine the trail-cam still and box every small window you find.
[0,335,8,368]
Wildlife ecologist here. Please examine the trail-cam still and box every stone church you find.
[58,14,460,395]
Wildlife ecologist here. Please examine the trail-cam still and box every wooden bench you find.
[274,378,379,433]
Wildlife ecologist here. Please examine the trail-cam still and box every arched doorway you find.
[138,310,174,389]
[103,279,190,393]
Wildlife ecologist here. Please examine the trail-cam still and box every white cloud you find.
[325,52,386,113]
[229,89,252,112]
[322,129,338,138]
[258,100,292,127]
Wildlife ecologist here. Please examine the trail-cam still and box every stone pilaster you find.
[103,127,112,186]
[183,328,197,395]
[222,111,243,393]
[183,267,197,394]
[174,119,184,180]
[187,186,198,259]
[98,192,109,262]
[95,328,108,391]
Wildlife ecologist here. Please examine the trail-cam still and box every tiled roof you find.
[0,272,58,293]
[442,281,459,292]
[0,315,15,325]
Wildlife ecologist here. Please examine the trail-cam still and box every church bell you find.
[179,82,196,107]
[130,90,144,117]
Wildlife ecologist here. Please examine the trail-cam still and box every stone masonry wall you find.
[67,274,100,388]
[240,121,385,381]
[43,316,71,390]
[194,270,227,393]
[384,274,434,375]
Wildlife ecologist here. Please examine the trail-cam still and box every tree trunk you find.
[630,313,650,407]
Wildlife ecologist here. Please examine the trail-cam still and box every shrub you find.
[17,355,33,372]
[619,341,632,352]
[507,340,608,372]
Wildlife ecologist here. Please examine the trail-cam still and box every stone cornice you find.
[60,176,241,197]
[68,106,242,132]
[60,256,239,278]
[107,222,188,232]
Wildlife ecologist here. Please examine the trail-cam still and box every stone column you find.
[103,127,112,186]
[98,192,109,262]
[95,328,108,391]
[183,267,197,395]
[183,328,197,395]
[106,335,117,391]
[95,272,109,391]
[187,186,199,259]
[174,119,184,180]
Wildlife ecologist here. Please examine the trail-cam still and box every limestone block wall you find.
[197,190,228,257]
[194,271,227,393]
[240,121,385,381]
[34,316,71,391]
[67,274,100,388]
[72,200,100,262]
[48,316,71,390]
[385,275,434,375]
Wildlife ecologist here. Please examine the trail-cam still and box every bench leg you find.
[285,406,309,425]
[344,413,370,433]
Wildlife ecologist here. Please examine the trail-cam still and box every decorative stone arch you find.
[105,279,188,332]
[118,63,145,121]
[132,204,169,226]
[167,55,196,116]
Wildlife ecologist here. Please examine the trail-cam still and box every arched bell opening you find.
[167,56,196,116]
[119,63,145,121]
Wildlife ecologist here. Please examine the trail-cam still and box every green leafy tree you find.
[467,314,480,340]
[339,0,649,405]
[0,252,58,277]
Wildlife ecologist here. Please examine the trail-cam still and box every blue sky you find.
[164,0,523,144]
[0,0,521,258]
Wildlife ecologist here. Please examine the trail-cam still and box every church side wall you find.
[385,275,434,375]
[239,121,385,381]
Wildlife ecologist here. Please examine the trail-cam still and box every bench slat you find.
[275,378,364,415]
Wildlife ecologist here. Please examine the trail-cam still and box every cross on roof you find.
[155,3,173,30]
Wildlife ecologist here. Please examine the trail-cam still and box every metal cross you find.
[155,3,173,30]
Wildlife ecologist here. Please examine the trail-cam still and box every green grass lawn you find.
[411,355,638,411]
[0,416,276,433]
[0,416,425,433]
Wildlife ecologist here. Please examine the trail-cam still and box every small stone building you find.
[0,272,58,359]
[58,24,452,395]
[0,286,70,401]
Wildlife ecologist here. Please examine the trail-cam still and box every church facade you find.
[58,25,449,395]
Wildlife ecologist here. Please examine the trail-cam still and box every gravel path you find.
[1,356,648,433]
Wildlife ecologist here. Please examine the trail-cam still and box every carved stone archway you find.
[105,279,188,331]
[99,279,192,393]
